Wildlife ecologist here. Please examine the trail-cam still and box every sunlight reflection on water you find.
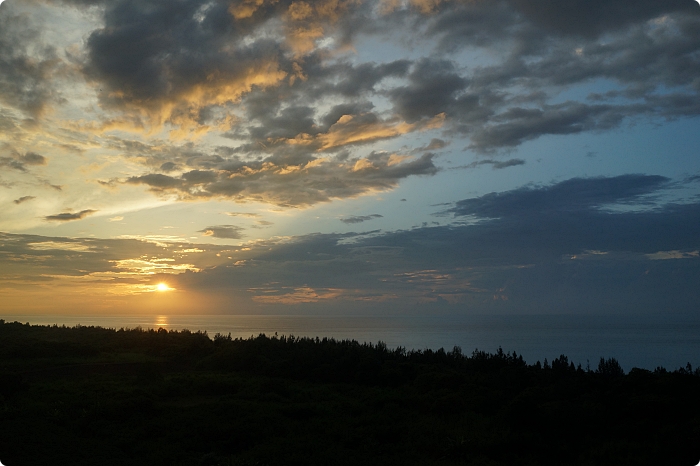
[154,315,168,328]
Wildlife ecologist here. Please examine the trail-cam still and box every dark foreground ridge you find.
[0,320,698,465]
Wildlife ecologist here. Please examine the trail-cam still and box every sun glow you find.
[156,283,171,292]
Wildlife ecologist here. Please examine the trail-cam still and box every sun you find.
[156,283,170,292]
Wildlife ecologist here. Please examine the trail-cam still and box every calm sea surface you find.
[3,314,699,371]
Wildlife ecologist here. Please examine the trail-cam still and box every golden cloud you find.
[274,112,445,152]
[250,286,344,304]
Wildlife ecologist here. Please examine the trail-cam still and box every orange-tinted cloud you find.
[250,286,343,304]
[123,151,438,207]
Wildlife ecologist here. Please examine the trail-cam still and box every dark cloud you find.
[347,175,700,311]
[45,209,97,222]
[310,59,412,98]
[81,0,292,131]
[43,181,63,191]
[426,0,696,51]
[126,173,183,190]
[387,58,468,123]
[445,3,696,150]
[247,105,319,141]
[20,152,47,166]
[160,162,178,172]
[28,0,697,175]
[170,174,700,313]
[0,149,47,173]
[199,225,245,239]
[507,0,693,38]
[123,151,438,207]
[492,159,525,169]
[456,158,526,170]
[0,9,64,117]
[223,58,414,157]
[181,170,217,185]
[318,102,375,132]
[467,102,626,152]
[449,175,669,218]
[78,0,379,133]
[339,214,383,224]
[396,1,700,151]
[0,157,27,172]
[427,1,518,52]
[13,196,36,205]
[415,138,449,152]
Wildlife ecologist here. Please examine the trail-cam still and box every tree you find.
[596,357,624,377]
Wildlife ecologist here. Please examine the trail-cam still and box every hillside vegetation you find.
[0,320,698,465]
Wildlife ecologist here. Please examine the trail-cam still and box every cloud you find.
[340,214,383,224]
[313,112,445,152]
[251,220,274,229]
[123,151,438,207]
[126,174,183,189]
[413,138,449,153]
[250,286,343,304]
[199,225,245,239]
[20,152,47,166]
[0,10,65,117]
[13,196,35,204]
[27,241,94,252]
[408,1,700,151]
[492,159,526,169]
[81,0,289,133]
[306,59,412,99]
[45,209,97,222]
[76,0,380,135]
[160,162,178,172]
[1,0,699,223]
[456,158,526,170]
[387,58,469,124]
[507,0,693,38]
[466,103,627,152]
[108,216,124,222]
[171,174,700,313]
[646,250,699,260]
[45,182,63,191]
[448,175,669,218]
[0,157,27,172]
[0,231,230,312]
[226,212,261,218]
[0,150,47,173]
[3,173,700,315]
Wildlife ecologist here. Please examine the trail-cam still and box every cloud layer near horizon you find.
[2,175,698,314]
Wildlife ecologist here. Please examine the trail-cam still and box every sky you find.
[0,0,699,316]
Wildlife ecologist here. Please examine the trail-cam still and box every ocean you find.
[3,313,699,372]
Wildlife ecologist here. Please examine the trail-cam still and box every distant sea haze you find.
[4,314,699,372]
